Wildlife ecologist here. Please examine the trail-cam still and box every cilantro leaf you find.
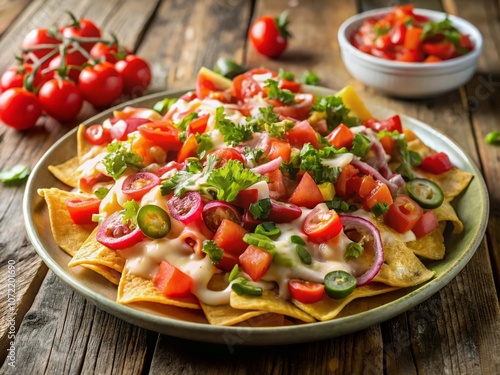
[350,133,371,158]
[299,144,344,184]
[313,95,359,132]
[258,106,280,125]
[196,133,214,159]
[121,200,139,229]
[264,79,296,105]
[215,106,254,146]
[174,112,199,131]
[102,141,143,180]
[153,97,177,115]
[249,198,272,219]
[206,159,264,202]
[202,240,224,265]
[374,23,390,36]
[243,147,265,165]
[421,17,461,47]
[301,70,320,86]
[278,68,295,81]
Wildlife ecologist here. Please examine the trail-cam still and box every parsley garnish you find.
[243,147,265,165]
[265,79,296,105]
[202,240,223,265]
[350,133,371,158]
[325,196,355,212]
[249,198,272,219]
[102,141,143,180]
[301,70,320,86]
[121,200,139,229]
[195,133,214,159]
[299,144,344,184]
[313,95,359,132]
[174,112,199,131]
[215,107,254,146]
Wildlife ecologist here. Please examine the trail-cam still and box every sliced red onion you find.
[388,173,405,189]
[350,159,399,195]
[251,156,283,175]
[340,215,384,286]
[379,165,393,179]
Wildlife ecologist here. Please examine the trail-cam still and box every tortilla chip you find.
[434,200,464,234]
[48,157,80,188]
[230,290,316,323]
[117,268,200,309]
[82,264,121,285]
[407,226,446,260]
[38,188,96,256]
[417,168,473,201]
[292,283,399,321]
[200,302,267,326]
[407,134,432,158]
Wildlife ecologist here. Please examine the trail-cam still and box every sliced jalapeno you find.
[406,178,444,209]
[324,270,357,299]
[137,204,171,239]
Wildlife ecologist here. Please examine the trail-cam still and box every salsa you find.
[351,5,474,63]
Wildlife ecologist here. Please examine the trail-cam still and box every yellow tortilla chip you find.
[434,200,464,234]
[82,264,121,285]
[48,157,80,188]
[117,268,200,309]
[38,188,96,256]
[68,227,125,273]
[230,290,316,323]
[200,302,267,326]
[418,168,473,201]
[407,226,446,260]
[292,283,399,321]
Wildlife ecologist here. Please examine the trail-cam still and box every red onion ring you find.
[340,215,384,286]
[251,156,283,175]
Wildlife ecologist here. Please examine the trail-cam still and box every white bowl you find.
[338,8,483,98]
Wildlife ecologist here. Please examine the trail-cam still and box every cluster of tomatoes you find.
[0,13,152,130]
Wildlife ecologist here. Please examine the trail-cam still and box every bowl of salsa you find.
[338,5,483,98]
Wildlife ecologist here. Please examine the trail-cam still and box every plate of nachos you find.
[24,67,488,344]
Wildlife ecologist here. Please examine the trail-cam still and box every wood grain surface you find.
[0,0,499,374]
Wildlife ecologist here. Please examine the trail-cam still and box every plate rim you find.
[23,87,490,345]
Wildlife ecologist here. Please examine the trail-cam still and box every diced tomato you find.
[209,147,245,166]
[422,41,455,60]
[459,34,474,50]
[288,280,325,304]
[375,34,392,50]
[79,174,112,194]
[177,134,199,163]
[216,252,239,272]
[384,194,423,233]
[334,164,359,197]
[232,73,262,101]
[363,181,393,209]
[412,210,439,239]
[397,49,424,62]
[264,169,289,200]
[288,172,324,209]
[186,113,209,136]
[155,161,184,178]
[404,27,423,50]
[65,198,101,225]
[348,175,378,199]
[379,135,395,154]
[419,152,453,174]
[265,138,292,162]
[213,219,248,256]
[326,123,354,149]
[363,115,402,134]
[285,120,319,149]
[231,189,259,209]
[138,121,182,151]
[424,55,443,63]
[303,204,343,243]
[279,79,301,93]
[110,118,150,141]
[239,245,273,281]
[153,260,193,298]
[390,23,406,45]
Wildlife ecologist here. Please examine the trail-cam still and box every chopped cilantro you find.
[313,95,359,132]
[421,17,462,48]
[243,147,265,165]
[121,200,139,229]
[102,141,143,180]
[350,133,371,158]
[345,242,364,259]
[301,70,320,86]
[249,198,272,219]
[374,23,390,36]
[195,133,214,159]
[255,222,281,236]
[206,159,264,201]
[215,106,254,146]
[174,112,199,131]
[202,240,223,265]
[153,97,177,115]
[258,106,280,125]
[264,79,296,105]
[299,144,344,184]
[185,159,203,173]
[278,68,295,81]
[371,201,389,217]
[325,196,355,212]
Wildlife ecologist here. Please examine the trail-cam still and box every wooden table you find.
[1,0,499,373]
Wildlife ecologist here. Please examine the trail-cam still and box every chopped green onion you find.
[228,264,240,282]
[243,233,276,251]
[371,202,389,217]
[296,245,312,265]
[231,282,263,296]
[94,187,110,199]
[345,242,364,259]
[249,198,272,219]
[255,222,280,236]
[290,235,306,246]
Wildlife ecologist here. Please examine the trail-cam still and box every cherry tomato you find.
[110,118,150,141]
[384,194,423,233]
[78,62,123,107]
[138,121,182,151]
[90,42,126,63]
[202,201,242,232]
[114,55,152,97]
[0,88,42,130]
[303,203,342,243]
[61,17,101,51]
[167,191,203,225]
[96,211,145,250]
[419,152,453,174]
[65,198,101,225]
[85,124,112,145]
[47,50,88,83]
[21,28,60,64]
[38,79,83,122]
[266,199,302,223]
[232,73,263,101]
[249,13,290,58]
[1,64,44,93]
[121,172,161,201]
[288,280,325,304]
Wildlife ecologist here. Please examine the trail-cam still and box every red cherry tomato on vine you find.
[0,64,44,93]
[47,50,88,83]
[38,79,83,122]
[21,28,60,64]
[90,42,127,64]
[61,17,101,51]
[0,88,42,130]
[114,55,152,97]
[78,62,123,107]
[249,12,291,58]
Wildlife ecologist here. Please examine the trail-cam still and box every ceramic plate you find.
[23,88,489,345]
